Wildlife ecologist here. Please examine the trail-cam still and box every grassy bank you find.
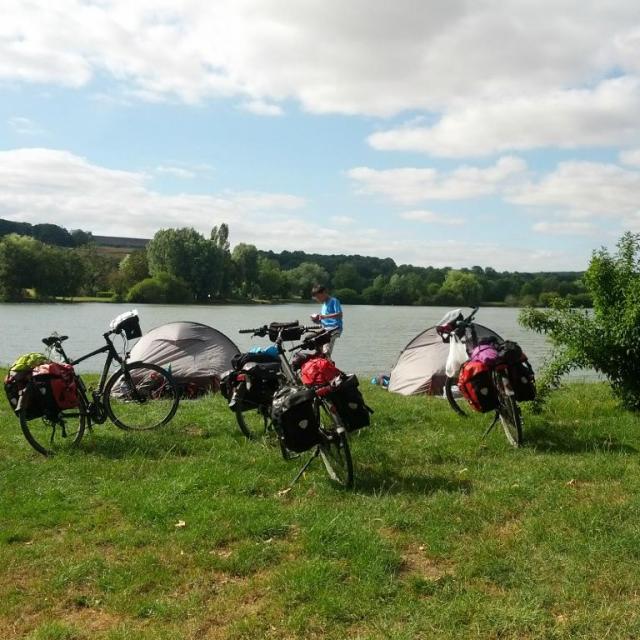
[2,383,640,639]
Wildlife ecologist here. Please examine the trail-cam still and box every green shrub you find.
[333,287,362,304]
[520,232,640,410]
[126,272,193,304]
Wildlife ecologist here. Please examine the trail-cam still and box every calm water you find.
[0,302,563,376]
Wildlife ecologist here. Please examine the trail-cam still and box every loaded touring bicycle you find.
[4,311,180,456]
[437,308,537,447]
[221,321,372,488]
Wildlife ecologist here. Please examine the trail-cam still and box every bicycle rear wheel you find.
[105,363,179,431]
[498,391,523,447]
[318,402,353,488]
[19,387,86,456]
[236,406,271,440]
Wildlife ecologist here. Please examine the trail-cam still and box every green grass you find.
[2,380,640,639]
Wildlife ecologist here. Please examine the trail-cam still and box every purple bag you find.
[470,344,499,366]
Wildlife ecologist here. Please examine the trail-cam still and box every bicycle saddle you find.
[42,335,69,346]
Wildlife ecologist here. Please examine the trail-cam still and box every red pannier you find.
[458,360,498,413]
[31,362,79,413]
[300,357,341,387]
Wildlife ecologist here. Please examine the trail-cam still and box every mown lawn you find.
[2,381,640,639]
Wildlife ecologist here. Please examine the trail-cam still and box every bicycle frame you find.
[48,333,128,423]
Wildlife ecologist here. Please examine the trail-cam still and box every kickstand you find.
[482,412,500,440]
[289,446,321,488]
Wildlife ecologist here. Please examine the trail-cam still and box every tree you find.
[0,234,42,300]
[257,257,288,298]
[127,272,193,304]
[285,262,329,298]
[520,232,640,410]
[333,262,366,293]
[438,270,483,305]
[147,228,225,300]
[120,250,149,288]
[232,243,260,297]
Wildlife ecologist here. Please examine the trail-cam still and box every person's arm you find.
[320,298,342,320]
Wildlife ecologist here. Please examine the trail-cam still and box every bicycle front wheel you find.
[236,407,271,440]
[444,376,468,417]
[105,363,179,431]
[19,387,86,456]
[318,402,353,488]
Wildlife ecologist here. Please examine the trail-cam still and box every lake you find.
[0,302,590,379]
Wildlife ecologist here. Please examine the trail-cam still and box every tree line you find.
[0,219,590,306]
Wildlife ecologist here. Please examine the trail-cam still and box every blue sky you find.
[1,1,640,271]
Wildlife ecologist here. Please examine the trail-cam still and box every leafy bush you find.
[520,232,640,410]
[333,288,362,304]
[126,272,193,304]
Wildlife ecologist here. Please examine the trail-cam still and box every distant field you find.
[2,382,640,639]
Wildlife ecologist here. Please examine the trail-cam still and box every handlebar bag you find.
[31,362,79,414]
[300,356,341,386]
[329,375,373,432]
[458,361,498,413]
[271,386,320,452]
[268,322,305,342]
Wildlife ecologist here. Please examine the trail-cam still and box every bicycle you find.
[438,307,523,447]
[235,322,354,488]
[17,312,180,456]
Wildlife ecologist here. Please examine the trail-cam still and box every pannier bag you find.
[4,353,51,419]
[458,360,498,413]
[232,351,279,370]
[508,360,537,402]
[221,362,280,411]
[300,356,341,387]
[497,340,525,365]
[470,343,500,366]
[31,362,79,415]
[110,310,142,340]
[271,386,320,452]
[329,374,373,432]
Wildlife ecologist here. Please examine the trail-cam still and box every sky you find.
[1,1,640,271]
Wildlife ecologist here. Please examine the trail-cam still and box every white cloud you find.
[532,221,597,236]
[155,165,196,179]
[507,161,640,220]
[400,210,464,226]
[348,156,526,205]
[0,148,305,240]
[368,76,640,157]
[241,100,284,116]
[330,216,355,226]
[7,116,45,136]
[1,1,640,118]
[619,148,640,167]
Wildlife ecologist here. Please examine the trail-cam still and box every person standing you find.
[310,285,343,358]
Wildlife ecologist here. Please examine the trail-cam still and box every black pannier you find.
[329,375,373,432]
[4,370,42,419]
[508,360,537,402]
[271,386,320,452]
[222,362,281,411]
[231,351,279,370]
[498,340,525,365]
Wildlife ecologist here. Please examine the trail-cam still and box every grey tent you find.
[128,321,240,389]
[388,324,502,396]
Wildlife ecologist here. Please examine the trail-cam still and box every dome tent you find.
[388,323,502,397]
[128,322,240,391]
